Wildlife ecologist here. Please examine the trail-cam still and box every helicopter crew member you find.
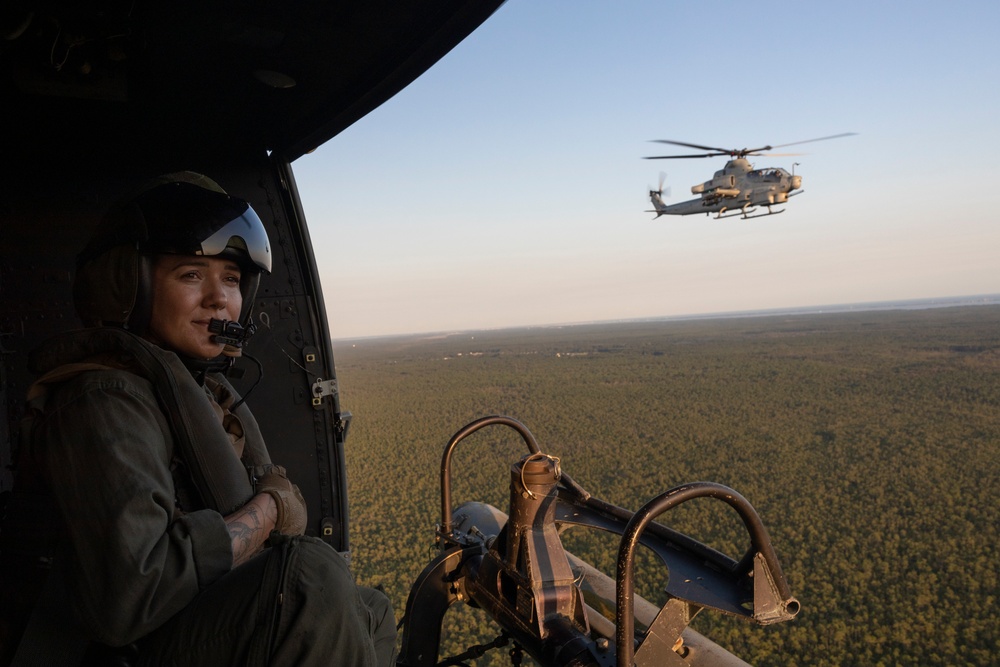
[0,173,396,666]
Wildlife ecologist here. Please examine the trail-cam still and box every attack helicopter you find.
[645,134,856,220]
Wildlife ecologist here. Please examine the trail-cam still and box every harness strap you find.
[26,362,121,404]
[29,328,262,513]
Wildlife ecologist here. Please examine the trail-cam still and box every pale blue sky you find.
[294,1,1000,338]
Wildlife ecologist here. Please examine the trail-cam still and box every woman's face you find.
[147,254,243,359]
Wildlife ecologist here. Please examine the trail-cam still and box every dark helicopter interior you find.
[1,0,506,550]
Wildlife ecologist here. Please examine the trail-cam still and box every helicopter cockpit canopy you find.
[748,168,789,182]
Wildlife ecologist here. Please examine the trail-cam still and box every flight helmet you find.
[74,172,271,340]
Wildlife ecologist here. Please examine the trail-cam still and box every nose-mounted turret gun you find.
[398,416,799,667]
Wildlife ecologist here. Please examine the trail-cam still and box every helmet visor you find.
[199,206,272,273]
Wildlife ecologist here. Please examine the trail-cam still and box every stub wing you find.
[648,192,717,218]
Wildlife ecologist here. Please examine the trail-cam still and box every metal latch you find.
[311,378,337,406]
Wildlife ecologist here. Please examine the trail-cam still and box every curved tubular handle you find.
[615,482,796,667]
[439,416,539,538]
[438,415,593,539]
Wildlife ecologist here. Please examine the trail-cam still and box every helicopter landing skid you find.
[741,207,785,220]
[715,205,785,220]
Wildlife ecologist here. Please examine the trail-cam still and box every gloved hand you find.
[253,465,308,536]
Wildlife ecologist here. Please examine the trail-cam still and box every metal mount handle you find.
[615,482,800,667]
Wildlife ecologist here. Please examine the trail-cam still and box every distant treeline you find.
[331,306,1000,666]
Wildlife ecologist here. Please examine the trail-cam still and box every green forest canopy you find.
[331,306,999,666]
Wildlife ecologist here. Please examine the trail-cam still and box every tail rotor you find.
[647,172,670,219]
[648,171,670,198]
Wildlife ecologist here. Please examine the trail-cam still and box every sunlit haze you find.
[293,1,1000,339]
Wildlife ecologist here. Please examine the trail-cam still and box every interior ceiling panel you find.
[1,1,506,162]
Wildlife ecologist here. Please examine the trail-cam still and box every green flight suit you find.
[8,328,395,666]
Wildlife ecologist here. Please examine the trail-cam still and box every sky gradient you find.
[293,1,1000,339]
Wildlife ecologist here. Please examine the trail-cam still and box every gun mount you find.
[399,416,799,666]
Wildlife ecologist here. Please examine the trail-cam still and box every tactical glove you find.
[253,465,308,536]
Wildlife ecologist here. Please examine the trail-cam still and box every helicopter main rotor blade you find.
[644,153,725,160]
[647,134,856,159]
[650,139,732,153]
[767,133,857,150]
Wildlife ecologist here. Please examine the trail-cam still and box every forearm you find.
[225,493,277,566]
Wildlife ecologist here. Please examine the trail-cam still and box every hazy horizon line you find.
[332,293,1000,343]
